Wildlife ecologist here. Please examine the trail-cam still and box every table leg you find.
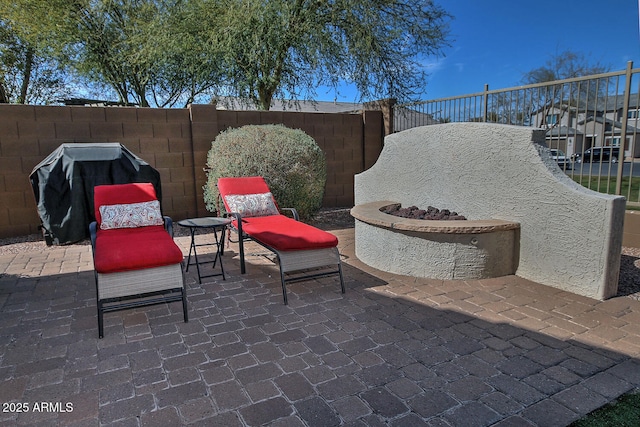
[185,227,195,272]
[192,228,203,284]
[213,228,225,280]
[191,226,225,283]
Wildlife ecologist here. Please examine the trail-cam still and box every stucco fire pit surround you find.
[351,201,520,280]
[353,123,625,300]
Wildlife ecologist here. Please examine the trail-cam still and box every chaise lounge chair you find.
[217,176,345,304]
[89,183,188,338]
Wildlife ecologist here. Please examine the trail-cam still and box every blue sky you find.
[321,0,640,103]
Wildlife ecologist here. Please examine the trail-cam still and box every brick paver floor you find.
[0,227,639,426]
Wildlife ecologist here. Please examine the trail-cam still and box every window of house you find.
[605,136,629,147]
[546,114,558,125]
[606,137,620,146]
[627,109,640,119]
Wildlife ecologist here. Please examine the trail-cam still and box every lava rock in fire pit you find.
[380,204,467,220]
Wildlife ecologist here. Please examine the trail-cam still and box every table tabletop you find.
[177,217,231,228]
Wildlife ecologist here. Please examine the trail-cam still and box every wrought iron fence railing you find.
[394,61,640,206]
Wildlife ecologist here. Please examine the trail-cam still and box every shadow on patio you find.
[0,228,639,426]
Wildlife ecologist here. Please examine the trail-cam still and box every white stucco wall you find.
[354,122,625,300]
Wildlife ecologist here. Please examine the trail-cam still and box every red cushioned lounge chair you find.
[217,176,345,304]
[89,183,188,338]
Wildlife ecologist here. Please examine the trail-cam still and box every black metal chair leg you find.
[182,290,189,322]
[280,270,288,305]
[239,236,246,274]
[98,302,104,339]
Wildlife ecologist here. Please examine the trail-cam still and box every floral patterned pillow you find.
[224,192,279,217]
[99,200,164,230]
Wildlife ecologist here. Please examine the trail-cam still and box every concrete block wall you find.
[0,104,383,239]
[0,104,197,239]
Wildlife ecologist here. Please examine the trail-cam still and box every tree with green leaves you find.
[1,0,224,107]
[0,16,70,104]
[1,0,450,108]
[151,0,226,107]
[208,0,451,110]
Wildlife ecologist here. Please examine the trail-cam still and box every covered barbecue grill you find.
[30,143,161,245]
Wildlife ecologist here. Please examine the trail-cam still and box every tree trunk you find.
[0,79,8,103]
[18,47,34,104]
[256,88,273,111]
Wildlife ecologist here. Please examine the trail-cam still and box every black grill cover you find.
[29,143,161,245]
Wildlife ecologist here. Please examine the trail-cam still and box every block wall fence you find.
[0,103,384,239]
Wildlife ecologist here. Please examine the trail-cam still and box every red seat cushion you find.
[94,226,183,273]
[218,176,338,251]
[240,215,338,251]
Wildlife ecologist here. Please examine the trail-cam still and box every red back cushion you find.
[218,176,271,197]
[218,176,277,215]
[94,183,158,225]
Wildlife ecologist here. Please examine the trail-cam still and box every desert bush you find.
[203,124,326,220]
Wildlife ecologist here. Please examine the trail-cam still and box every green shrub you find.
[203,124,326,220]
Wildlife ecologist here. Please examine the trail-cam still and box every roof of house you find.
[532,93,640,115]
[214,97,363,113]
[577,115,639,133]
[393,106,439,132]
[58,98,138,107]
[545,126,583,137]
[601,94,640,111]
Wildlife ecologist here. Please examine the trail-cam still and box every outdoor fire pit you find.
[380,203,467,221]
[352,123,625,300]
[351,201,520,280]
